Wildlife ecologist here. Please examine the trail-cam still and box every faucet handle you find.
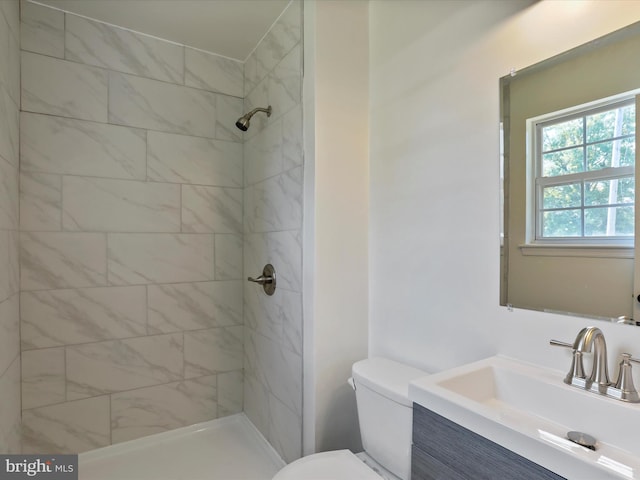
[550,339,586,385]
[610,353,640,403]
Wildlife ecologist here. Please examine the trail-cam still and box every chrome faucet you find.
[551,327,640,403]
[573,327,610,393]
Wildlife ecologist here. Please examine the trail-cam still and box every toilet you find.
[272,357,428,480]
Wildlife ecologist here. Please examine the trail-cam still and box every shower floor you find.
[79,414,285,480]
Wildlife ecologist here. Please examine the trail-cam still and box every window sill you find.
[519,243,633,259]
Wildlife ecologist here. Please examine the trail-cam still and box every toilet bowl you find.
[272,358,428,480]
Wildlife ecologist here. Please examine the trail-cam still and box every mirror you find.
[500,21,640,322]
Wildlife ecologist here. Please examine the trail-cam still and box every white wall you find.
[369,1,640,377]
[303,0,369,454]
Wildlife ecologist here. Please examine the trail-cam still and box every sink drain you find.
[567,431,597,451]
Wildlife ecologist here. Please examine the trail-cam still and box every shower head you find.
[235,106,272,131]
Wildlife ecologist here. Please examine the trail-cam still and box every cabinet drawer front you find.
[412,403,564,480]
[412,444,466,480]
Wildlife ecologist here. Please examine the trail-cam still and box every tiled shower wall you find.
[19,1,245,453]
[0,0,21,455]
[242,1,304,464]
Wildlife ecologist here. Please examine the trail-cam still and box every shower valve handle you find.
[247,264,276,296]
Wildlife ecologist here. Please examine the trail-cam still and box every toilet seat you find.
[272,450,383,480]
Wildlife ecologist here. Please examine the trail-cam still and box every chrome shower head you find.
[235,106,272,131]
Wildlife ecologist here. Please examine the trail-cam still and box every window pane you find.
[542,118,583,152]
[587,105,635,142]
[585,177,634,206]
[585,206,634,236]
[542,210,581,237]
[542,147,583,176]
[543,184,581,209]
[586,138,635,170]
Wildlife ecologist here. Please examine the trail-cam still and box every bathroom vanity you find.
[411,404,563,479]
[409,355,640,480]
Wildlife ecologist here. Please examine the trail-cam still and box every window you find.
[533,98,636,244]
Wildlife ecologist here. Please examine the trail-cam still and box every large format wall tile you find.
[0,356,21,454]
[246,167,302,233]
[20,0,64,58]
[268,396,302,464]
[21,112,146,180]
[20,171,62,231]
[184,326,243,378]
[21,347,65,409]
[0,295,18,376]
[109,72,217,138]
[66,334,183,399]
[214,234,243,280]
[0,7,20,107]
[214,94,243,143]
[182,185,243,234]
[107,233,214,285]
[0,88,18,167]
[21,232,107,290]
[218,370,243,416]
[22,52,108,121]
[245,231,301,292]
[66,14,183,84]
[255,0,301,82]
[244,118,283,186]
[22,396,110,454]
[21,286,146,350]
[0,157,18,230]
[147,281,242,334]
[185,48,243,98]
[111,375,217,444]
[147,131,242,187]
[63,176,181,232]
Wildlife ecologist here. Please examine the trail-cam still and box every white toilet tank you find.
[351,358,428,480]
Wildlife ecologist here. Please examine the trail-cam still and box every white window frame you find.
[521,90,640,258]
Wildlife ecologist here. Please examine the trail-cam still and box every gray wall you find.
[0,0,21,455]
[19,1,245,453]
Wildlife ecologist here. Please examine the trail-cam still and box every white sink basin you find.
[409,355,640,479]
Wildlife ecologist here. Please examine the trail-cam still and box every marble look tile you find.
[20,171,61,231]
[245,285,302,356]
[214,234,242,280]
[243,349,270,438]
[0,0,18,39]
[267,44,301,119]
[182,185,242,234]
[21,286,146,350]
[21,112,147,180]
[20,0,64,58]
[22,396,110,454]
[0,232,11,302]
[0,294,18,376]
[245,231,302,292]
[63,177,181,233]
[66,14,183,84]
[283,105,303,170]
[244,117,283,186]
[66,334,183,399]
[248,167,303,233]
[109,72,217,138]
[0,157,18,230]
[147,281,242,334]
[217,370,243,417]
[147,131,242,187]
[268,394,302,464]
[107,233,214,285]
[184,326,243,378]
[244,51,259,97]
[7,231,17,296]
[0,6,20,106]
[215,94,243,143]
[111,375,217,444]
[185,48,243,97]
[20,232,107,290]
[243,75,269,139]
[0,87,19,167]
[255,1,301,81]
[22,52,108,122]
[21,347,65,409]
[0,356,21,454]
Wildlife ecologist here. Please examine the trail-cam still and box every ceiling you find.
[36,0,291,61]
